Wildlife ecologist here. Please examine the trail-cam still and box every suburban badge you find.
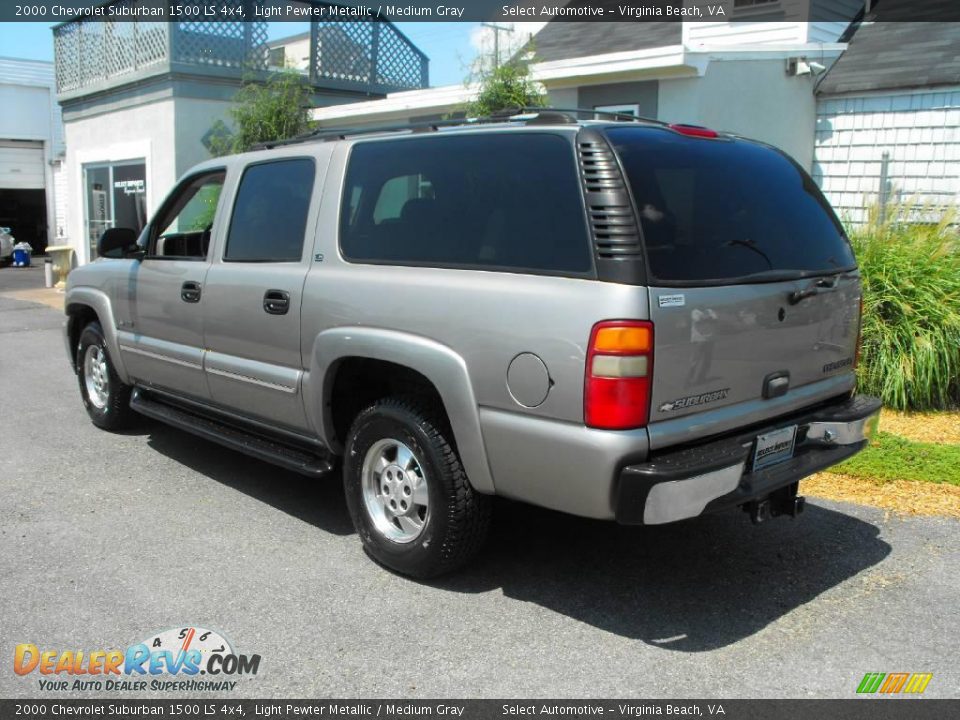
[659,388,730,412]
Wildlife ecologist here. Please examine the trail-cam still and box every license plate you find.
[752,425,798,471]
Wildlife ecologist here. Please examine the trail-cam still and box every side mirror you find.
[97,228,138,259]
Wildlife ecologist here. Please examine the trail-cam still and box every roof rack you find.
[516,106,667,126]
[253,106,664,150]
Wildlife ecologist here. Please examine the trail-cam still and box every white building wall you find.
[52,160,67,239]
[685,21,808,47]
[270,36,311,70]
[814,87,960,225]
[173,96,234,176]
[0,57,66,251]
[64,99,177,264]
[658,58,820,168]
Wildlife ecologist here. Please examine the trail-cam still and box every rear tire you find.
[343,396,491,578]
[76,321,137,431]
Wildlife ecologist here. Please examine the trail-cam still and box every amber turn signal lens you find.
[593,326,651,353]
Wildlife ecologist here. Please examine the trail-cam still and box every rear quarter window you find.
[606,127,856,285]
[339,133,592,275]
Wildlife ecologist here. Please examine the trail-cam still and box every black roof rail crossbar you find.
[251,106,663,150]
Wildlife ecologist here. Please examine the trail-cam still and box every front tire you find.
[76,321,137,431]
[343,396,491,578]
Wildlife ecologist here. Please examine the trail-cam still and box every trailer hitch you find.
[745,482,805,525]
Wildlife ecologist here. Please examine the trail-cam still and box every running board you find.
[130,388,334,477]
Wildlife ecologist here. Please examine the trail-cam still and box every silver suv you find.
[65,110,880,577]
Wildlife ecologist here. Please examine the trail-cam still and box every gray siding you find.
[814,88,960,225]
[575,82,659,118]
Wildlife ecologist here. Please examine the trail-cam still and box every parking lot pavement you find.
[0,263,46,292]
[1,295,958,699]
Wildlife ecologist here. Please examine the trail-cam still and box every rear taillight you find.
[854,295,864,369]
[584,320,653,430]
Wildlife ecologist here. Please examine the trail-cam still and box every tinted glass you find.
[340,134,591,274]
[225,159,315,262]
[149,172,224,259]
[606,127,856,284]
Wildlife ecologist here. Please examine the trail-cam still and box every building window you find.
[83,160,147,260]
[733,0,779,8]
[268,47,286,68]
[594,104,641,119]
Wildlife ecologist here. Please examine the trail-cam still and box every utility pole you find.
[480,22,514,70]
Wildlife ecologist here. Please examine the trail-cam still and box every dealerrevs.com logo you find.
[14,627,260,693]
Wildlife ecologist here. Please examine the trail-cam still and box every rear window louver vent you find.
[577,133,645,267]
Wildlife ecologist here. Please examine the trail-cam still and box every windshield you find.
[606,127,856,285]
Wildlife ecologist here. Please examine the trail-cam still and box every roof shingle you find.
[818,18,960,95]
[531,22,681,63]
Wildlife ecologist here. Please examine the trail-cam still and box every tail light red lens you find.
[584,320,654,430]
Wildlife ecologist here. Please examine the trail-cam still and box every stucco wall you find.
[64,99,177,264]
[658,58,819,168]
[173,96,234,176]
[548,81,660,118]
[814,87,960,225]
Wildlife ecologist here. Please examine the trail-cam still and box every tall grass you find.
[849,205,960,410]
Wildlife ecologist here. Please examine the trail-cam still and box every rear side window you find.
[606,127,856,285]
[340,134,592,274]
[225,158,315,262]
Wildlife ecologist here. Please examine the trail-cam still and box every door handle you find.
[181,281,202,303]
[263,289,290,315]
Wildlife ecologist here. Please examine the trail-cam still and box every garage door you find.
[0,140,44,190]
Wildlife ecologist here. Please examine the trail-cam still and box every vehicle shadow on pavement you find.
[436,498,892,652]
[137,421,891,651]
[142,422,355,536]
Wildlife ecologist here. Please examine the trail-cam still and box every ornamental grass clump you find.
[850,205,960,410]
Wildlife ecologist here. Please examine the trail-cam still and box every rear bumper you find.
[616,394,881,525]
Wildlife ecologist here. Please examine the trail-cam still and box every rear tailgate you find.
[605,126,860,440]
[648,276,860,422]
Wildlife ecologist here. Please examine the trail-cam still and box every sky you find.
[0,21,542,87]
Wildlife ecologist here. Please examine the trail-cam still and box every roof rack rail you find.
[512,106,667,126]
[254,114,515,150]
[252,106,664,150]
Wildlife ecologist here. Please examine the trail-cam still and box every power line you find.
[480,22,513,69]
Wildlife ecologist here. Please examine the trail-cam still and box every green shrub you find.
[467,61,545,117]
[850,206,960,410]
[208,71,313,156]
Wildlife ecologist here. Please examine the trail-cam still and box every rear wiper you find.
[719,269,814,284]
[788,275,841,305]
[723,238,773,269]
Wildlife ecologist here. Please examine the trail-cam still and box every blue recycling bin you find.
[12,248,30,267]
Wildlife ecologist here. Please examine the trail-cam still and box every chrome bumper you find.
[617,395,882,525]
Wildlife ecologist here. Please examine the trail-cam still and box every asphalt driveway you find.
[1,276,957,698]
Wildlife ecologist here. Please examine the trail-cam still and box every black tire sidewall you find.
[76,322,131,430]
[343,403,457,577]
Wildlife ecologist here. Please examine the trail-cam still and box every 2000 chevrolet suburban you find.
[64,110,880,577]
